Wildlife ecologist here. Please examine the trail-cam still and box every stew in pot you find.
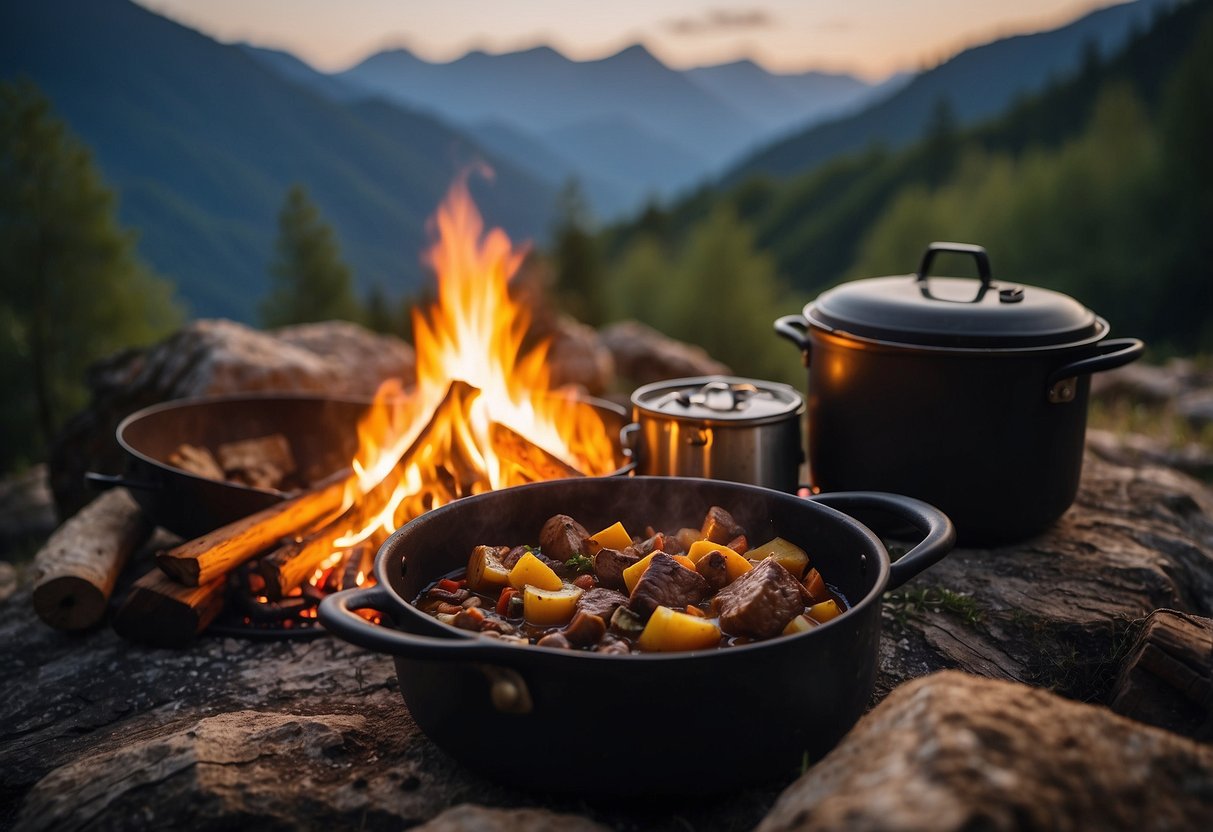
[414,506,848,653]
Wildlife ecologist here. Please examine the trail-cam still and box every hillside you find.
[726,0,1176,183]
[0,0,556,321]
[598,0,1213,356]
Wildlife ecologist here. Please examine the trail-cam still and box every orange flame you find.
[323,178,617,557]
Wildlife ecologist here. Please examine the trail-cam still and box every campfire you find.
[112,179,623,642]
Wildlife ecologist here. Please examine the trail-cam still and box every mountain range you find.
[0,0,1176,323]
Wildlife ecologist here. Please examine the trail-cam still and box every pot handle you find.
[809,491,956,591]
[85,472,161,492]
[774,314,811,366]
[1045,338,1144,403]
[319,584,511,661]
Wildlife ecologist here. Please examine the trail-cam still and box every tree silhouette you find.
[260,184,361,327]
[0,81,180,466]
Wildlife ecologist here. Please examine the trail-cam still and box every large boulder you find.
[600,320,731,386]
[757,671,1213,832]
[48,320,415,518]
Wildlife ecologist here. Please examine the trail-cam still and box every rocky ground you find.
[1,322,1211,830]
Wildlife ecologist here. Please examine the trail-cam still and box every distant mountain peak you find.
[603,42,664,67]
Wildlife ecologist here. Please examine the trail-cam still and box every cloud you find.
[666,8,774,36]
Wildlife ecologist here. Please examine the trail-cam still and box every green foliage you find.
[260,184,362,327]
[603,204,801,385]
[549,180,605,327]
[0,81,181,468]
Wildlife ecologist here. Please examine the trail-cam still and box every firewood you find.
[112,568,225,647]
[1110,609,1212,741]
[257,382,464,598]
[155,471,351,586]
[217,433,295,490]
[168,444,224,480]
[31,488,152,630]
[490,422,585,480]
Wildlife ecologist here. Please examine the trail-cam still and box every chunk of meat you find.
[593,547,639,591]
[628,553,708,619]
[562,610,607,646]
[577,587,629,620]
[594,635,631,655]
[712,558,804,639]
[539,514,590,562]
[625,532,665,559]
[701,506,746,544]
[502,545,561,571]
[536,632,572,649]
[696,550,730,591]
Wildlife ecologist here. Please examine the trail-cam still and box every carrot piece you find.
[496,587,518,617]
[685,604,705,618]
[726,535,749,555]
[437,578,461,592]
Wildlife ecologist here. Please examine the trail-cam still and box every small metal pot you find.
[629,376,804,492]
[775,242,1144,543]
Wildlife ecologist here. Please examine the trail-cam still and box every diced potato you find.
[686,539,738,564]
[637,605,722,652]
[803,568,829,603]
[466,545,510,591]
[622,552,658,594]
[590,521,632,552]
[688,540,752,583]
[673,527,703,553]
[507,552,563,592]
[782,614,819,636]
[523,585,583,625]
[748,537,809,579]
[807,598,842,623]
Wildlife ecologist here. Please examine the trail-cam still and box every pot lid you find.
[807,242,1101,348]
[631,376,803,425]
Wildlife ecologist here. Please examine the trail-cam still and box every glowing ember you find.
[285,177,619,591]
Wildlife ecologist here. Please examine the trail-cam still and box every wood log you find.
[490,422,585,481]
[31,488,151,630]
[1110,609,1213,741]
[155,471,351,586]
[256,382,462,598]
[112,568,225,647]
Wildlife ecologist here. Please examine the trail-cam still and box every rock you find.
[1091,360,1187,403]
[1177,389,1213,429]
[414,805,613,832]
[48,320,416,519]
[545,316,615,397]
[0,464,56,554]
[600,320,731,386]
[1110,610,1213,742]
[757,671,1213,832]
[0,562,15,603]
[1086,428,1213,480]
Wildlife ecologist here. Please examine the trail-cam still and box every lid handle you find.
[916,242,993,303]
[671,381,760,413]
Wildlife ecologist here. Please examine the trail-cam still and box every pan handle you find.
[85,472,161,492]
[319,585,514,661]
[1046,338,1144,403]
[809,491,956,591]
[774,314,811,367]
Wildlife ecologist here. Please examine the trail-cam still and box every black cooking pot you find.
[775,242,1144,544]
[318,476,954,796]
[86,394,371,538]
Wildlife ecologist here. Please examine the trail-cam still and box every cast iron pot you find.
[319,476,954,796]
[775,242,1144,544]
[88,394,635,539]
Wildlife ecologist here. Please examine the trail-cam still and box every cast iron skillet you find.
[319,476,954,796]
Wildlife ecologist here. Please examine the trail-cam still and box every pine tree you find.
[260,184,361,327]
[0,81,181,466]
[550,180,605,326]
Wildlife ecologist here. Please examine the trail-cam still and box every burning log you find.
[254,383,468,598]
[490,422,585,481]
[112,568,225,647]
[31,488,152,630]
[156,471,351,586]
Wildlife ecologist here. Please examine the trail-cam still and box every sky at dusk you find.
[132,0,1121,80]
